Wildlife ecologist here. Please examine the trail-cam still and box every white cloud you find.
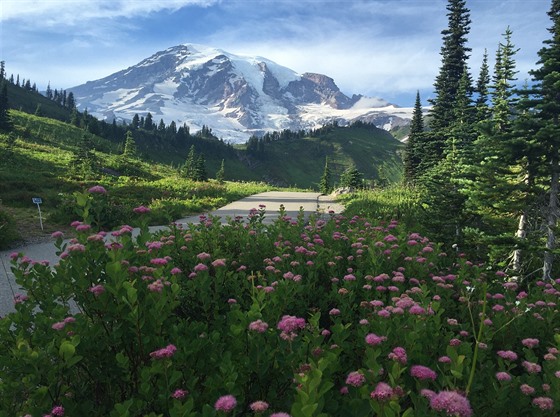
[1,0,219,24]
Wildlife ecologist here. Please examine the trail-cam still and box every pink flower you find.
[520,384,535,395]
[429,391,472,417]
[51,231,64,238]
[522,361,541,374]
[438,356,452,364]
[193,263,208,272]
[497,350,518,361]
[329,308,341,316]
[410,365,437,381]
[249,400,269,412]
[171,389,188,399]
[388,347,407,364]
[89,284,105,296]
[170,267,182,275]
[532,397,554,410]
[51,406,65,416]
[212,259,226,268]
[14,293,29,304]
[345,371,366,387]
[197,252,211,260]
[214,395,237,412]
[52,322,65,330]
[495,372,511,381]
[248,320,269,333]
[150,258,168,265]
[370,382,393,401]
[88,185,107,194]
[133,205,151,214]
[365,333,387,346]
[277,315,306,333]
[148,279,164,293]
[150,344,177,359]
[270,413,291,417]
[521,338,539,348]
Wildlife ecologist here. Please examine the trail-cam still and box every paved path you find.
[0,192,343,316]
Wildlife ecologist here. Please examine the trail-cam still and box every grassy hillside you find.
[247,124,403,188]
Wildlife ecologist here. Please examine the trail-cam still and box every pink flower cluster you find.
[427,390,472,417]
[149,344,177,359]
[410,365,437,381]
[248,319,269,333]
[345,371,366,387]
[365,333,387,346]
[214,395,237,412]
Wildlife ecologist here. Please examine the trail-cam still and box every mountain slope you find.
[69,44,412,143]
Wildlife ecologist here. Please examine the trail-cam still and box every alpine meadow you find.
[0,0,559,416]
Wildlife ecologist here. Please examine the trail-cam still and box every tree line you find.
[403,0,560,280]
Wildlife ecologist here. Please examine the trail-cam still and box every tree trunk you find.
[543,150,559,281]
[512,212,527,277]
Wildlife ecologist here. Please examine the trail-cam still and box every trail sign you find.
[32,197,44,230]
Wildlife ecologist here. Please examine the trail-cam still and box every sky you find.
[0,0,553,107]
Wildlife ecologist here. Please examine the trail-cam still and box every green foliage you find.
[319,157,332,194]
[339,164,363,189]
[2,196,558,416]
[0,208,20,248]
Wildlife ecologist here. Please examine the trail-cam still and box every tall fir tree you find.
[403,91,425,183]
[123,131,137,158]
[0,79,12,131]
[184,145,197,180]
[216,159,225,183]
[474,50,491,122]
[425,0,472,168]
[529,0,560,279]
[319,157,332,194]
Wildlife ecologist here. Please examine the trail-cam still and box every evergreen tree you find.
[0,61,4,80]
[144,112,154,130]
[46,82,53,100]
[340,164,363,189]
[529,0,560,279]
[474,50,491,122]
[0,80,12,131]
[72,135,97,178]
[123,130,137,158]
[194,154,208,181]
[319,157,332,194]
[216,159,225,183]
[426,0,472,165]
[66,92,76,110]
[184,145,197,180]
[131,114,140,129]
[403,91,425,183]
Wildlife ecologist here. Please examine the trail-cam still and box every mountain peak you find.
[69,43,410,142]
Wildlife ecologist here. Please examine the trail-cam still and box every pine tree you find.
[0,61,5,80]
[216,159,225,183]
[66,92,76,110]
[184,145,197,180]
[425,0,472,165]
[144,113,154,130]
[131,114,140,129]
[46,82,53,100]
[340,165,363,189]
[403,91,425,182]
[529,0,560,279]
[123,130,137,158]
[194,154,207,181]
[319,157,332,194]
[0,80,12,131]
[474,50,491,122]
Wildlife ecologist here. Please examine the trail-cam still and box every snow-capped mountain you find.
[69,44,412,143]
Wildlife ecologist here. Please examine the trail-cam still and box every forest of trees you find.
[403,0,560,280]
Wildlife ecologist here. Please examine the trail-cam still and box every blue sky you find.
[0,0,553,107]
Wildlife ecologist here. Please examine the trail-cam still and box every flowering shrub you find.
[1,196,559,417]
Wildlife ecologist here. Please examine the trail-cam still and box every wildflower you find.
[150,258,168,265]
[13,293,29,304]
[329,308,341,316]
[194,263,208,272]
[197,252,212,260]
[148,279,164,293]
[495,372,511,381]
[522,361,541,374]
[497,350,518,361]
[409,305,426,315]
[249,401,269,412]
[449,339,462,347]
[520,384,535,395]
[171,389,188,399]
[370,382,393,401]
[365,333,387,346]
[429,391,472,417]
[133,205,151,214]
[277,315,306,333]
[532,397,554,410]
[345,371,366,387]
[248,320,269,333]
[438,356,452,364]
[214,395,237,412]
[270,413,291,417]
[212,259,226,268]
[340,386,349,395]
[51,406,65,416]
[521,338,539,349]
[88,185,107,194]
[52,322,65,330]
[76,224,91,232]
[150,344,177,359]
[410,365,437,381]
[170,267,182,275]
[388,347,407,364]
[51,231,64,238]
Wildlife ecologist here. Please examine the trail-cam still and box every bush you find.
[1,196,559,416]
[0,208,20,248]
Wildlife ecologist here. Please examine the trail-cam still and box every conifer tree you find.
[123,131,137,158]
[529,0,560,279]
[474,50,491,122]
[426,0,472,165]
[194,154,207,181]
[340,165,363,189]
[0,80,12,131]
[184,145,197,180]
[319,157,332,194]
[216,159,225,183]
[403,91,425,183]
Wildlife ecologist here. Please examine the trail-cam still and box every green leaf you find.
[59,341,75,361]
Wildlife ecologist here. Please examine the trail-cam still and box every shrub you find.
[0,208,20,248]
[1,195,558,416]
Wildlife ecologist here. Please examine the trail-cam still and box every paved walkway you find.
[0,192,344,315]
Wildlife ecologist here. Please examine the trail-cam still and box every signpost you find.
[32,197,44,231]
